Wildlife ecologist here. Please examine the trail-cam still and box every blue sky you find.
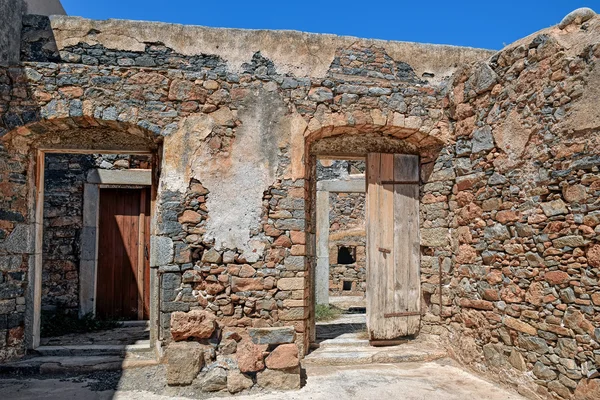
[61,1,599,50]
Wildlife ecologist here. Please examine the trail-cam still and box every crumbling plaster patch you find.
[162,87,290,259]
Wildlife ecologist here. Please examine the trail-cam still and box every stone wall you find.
[328,192,366,296]
[10,6,600,398]
[0,15,478,387]
[439,10,600,399]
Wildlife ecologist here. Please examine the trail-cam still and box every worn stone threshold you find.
[33,340,152,357]
[304,333,447,366]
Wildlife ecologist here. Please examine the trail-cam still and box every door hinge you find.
[384,311,422,318]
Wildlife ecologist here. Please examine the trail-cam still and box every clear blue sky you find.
[61,1,599,50]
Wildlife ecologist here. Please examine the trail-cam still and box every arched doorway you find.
[303,125,444,348]
[0,118,162,349]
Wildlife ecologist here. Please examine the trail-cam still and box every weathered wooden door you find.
[97,188,150,320]
[366,153,420,341]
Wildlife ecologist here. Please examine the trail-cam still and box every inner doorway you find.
[314,158,368,342]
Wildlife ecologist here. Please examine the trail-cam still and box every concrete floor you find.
[0,360,525,400]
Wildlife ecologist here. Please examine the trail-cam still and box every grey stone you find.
[488,173,507,185]
[455,158,472,176]
[472,126,494,153]
[198,367,227,392]
[559,288,576,304]
[0,256,22,272]
[368,87,392,96]
[484,224,510,241]
[559,8,596,30]
[552,235,586,248]
[166,342,204,386]
[274,219,305,231]
[518,335,549,354]
[201,248,222,263]
[0,224,34,254]
[533,361,557,380]
[541,200,568,217]
[455,138,472,157]
[470,62,498,95]
[150,235,174,267]
[556,338,577,358]
[249,326,296,345]
[572,155,600,170]
[308,87,333,103]
[227,370,254,393]
[284,256,304,271]
[0,0,24,67]
[482,343,506,367]
[256,366,301,390]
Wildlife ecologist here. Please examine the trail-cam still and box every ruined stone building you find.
[1,0,600,397]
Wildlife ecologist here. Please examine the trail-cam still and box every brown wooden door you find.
[366,153,420,341]
[97,188,150,320]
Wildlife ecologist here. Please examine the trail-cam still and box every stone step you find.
[33,340,153,357]
[316,337,371,348]
[0,353,158,376]
[303,341,447,366]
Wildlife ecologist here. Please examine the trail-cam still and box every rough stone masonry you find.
[1,2,600,398]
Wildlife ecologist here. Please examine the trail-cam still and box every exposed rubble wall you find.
[441,10,600,399]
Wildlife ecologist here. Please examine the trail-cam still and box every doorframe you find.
[30,148,156,349]
[80,170,152,319]
[315,174,366,307]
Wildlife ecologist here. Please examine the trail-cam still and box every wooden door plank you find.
[395,154,420,336]
[137,189,145,320]
[393,154,419,182]
[367,153,421,341]
[381,154,407,339]
[143,188,151,319]
[127,190,141,320]
[366,153,380,340]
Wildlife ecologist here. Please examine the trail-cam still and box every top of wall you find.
[48,16,495,81]
[25,0,65,15]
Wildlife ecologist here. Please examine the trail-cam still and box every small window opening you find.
[343,281,353,291]
[337,246,356,264]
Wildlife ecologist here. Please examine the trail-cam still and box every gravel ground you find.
[0,359,525,400]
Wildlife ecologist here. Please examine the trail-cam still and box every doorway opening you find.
[39,152,154,348]
[314,158,368,342]
[305,131,426,352]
